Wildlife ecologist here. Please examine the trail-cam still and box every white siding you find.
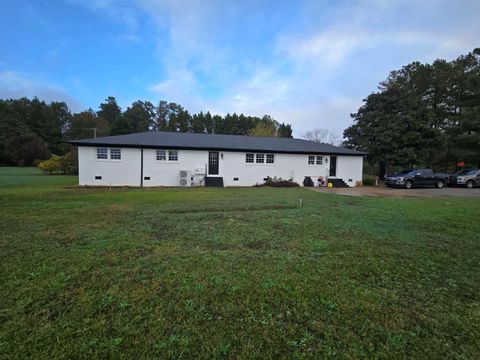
[336,155,363,186]
[143,149,207,187]
[78,146,364,187]
[78,146,141,186]
[219,151,331,186]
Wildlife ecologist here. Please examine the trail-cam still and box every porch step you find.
[328,178,349,188]
[205,177,224,187]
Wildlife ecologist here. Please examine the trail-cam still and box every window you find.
[168,150,178,161]
[97,148,108,159]
[256,153,265,163]
[316,156,323,165]
[156,149,166,161]
[246,153,254,163]
[266,154,275,164]
[308,155,315,165]
[95,176,102,180]
[110,148,121,160]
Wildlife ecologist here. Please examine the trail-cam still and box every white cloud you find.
[67,0,480,137]
[0,71,83,112]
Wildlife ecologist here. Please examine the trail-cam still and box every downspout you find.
[140,147,144,187]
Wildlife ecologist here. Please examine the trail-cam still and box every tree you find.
[303,128,340,145]
[155,100,169,131]
[5,133,49,166]
[191,112,206,133]
[344,85,441,178]
[343,48,480,176]
[248,122,277,137]
[277,123,293,138]
[98,96,121,126]
[0,94,295,166]
[123,100,155,133]
[110,115,133,135]
[67,109,108,140]
[38,156,60,174]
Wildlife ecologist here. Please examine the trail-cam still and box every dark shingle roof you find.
[69,131,366,156]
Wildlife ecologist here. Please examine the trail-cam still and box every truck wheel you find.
[466,180,474,189]
[435,180,444,189]
[405,180,413,189]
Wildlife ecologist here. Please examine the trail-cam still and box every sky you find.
[1,0,479,137]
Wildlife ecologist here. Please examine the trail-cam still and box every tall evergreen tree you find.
[98,96,121,126]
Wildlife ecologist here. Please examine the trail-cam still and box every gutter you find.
[67,142,368,156]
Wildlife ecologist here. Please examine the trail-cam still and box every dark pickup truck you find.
[386,169,448,189]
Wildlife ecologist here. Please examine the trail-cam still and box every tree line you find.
[0,96,292,166]
[344,48,480,177]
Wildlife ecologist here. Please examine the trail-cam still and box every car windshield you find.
[455,169,470,175]
[395,169,414,175]
[465,169,479,175]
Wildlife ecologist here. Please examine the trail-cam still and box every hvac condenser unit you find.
[179,170,191,186]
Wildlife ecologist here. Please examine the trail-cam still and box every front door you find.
[208,152,219,175]
[329,156,337,177]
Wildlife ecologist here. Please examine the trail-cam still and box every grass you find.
[0,167,479,359]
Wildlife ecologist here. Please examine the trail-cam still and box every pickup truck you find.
[448,169,480,188]
[385,169,448,189]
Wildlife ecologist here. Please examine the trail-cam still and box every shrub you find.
[38,156,61,175]
[258,176,300,187]
[362,175,376,186]
[37,150,77,175]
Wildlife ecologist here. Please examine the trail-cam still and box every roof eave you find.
[69,141,367,156]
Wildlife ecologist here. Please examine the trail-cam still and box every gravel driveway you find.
[309,186,480,197]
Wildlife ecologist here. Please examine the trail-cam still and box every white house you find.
[70,131,366,187]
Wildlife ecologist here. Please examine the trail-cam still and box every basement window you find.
[233,177,239,181]
[256,153,265,163]
[266,154,275,164]
[156,149,166,161]
[168,150,178,161]
[144,176,151,180]
[95,176,102,180]
[97,148,108,159]
[110,148,121,160]
[246,153,254,163]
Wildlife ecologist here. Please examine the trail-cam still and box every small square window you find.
[233,177,239,181]
[246,153,254,163]
[316,156,322,165]
[308,155,315,165]
[156,149,166,161]
[256,153,265,163]
[110,148,121,160]
[144,176,151,180]
[266,154,275,164]
[168,150,178,161]
[97,148,108,159]
[95,176,102,180]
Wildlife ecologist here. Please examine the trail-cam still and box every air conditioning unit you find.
[179,170,192,186]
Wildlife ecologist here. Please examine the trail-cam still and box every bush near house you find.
[257,176,300,187]
[37,150,78,175]
[362,175,376,186]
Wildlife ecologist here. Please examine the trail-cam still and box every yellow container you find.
[327,182,333,188]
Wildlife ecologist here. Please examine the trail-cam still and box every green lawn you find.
[1,167,479,359]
